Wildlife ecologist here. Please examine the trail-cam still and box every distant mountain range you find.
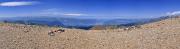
[0,16,174,30]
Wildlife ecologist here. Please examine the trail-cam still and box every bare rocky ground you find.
[0,17,180,49]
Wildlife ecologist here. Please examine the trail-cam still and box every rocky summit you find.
[0,17,180,49]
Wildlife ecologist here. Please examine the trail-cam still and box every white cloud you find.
[0,1,39,6]
[166,11,180,16]
[63,13,85,16]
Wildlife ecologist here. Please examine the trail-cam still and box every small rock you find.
[48,29,65,36]
[24,30,29,33]
[157,25,160,26]
[57,29,65,32]
[162,23,165,24]
[48,32,55,36]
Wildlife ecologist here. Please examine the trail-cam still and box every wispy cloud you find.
[0,1,39,6]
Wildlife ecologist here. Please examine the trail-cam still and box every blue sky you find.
[0,0,180,18]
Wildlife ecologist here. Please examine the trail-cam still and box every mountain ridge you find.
[0,16,177,30]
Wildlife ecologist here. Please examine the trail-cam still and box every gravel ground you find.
[0,18,180,49]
